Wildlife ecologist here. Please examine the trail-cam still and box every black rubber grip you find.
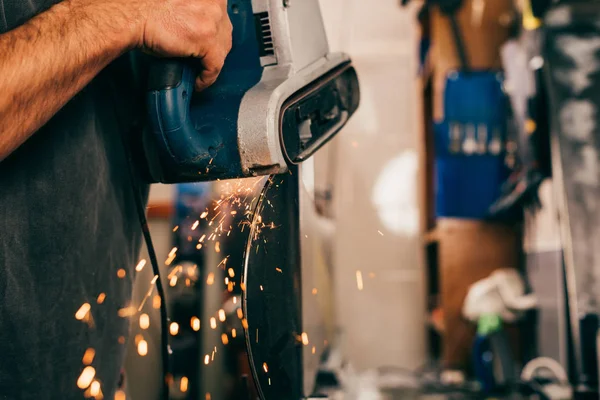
[148,59,186,91]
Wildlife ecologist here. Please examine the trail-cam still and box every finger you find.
[195,51,225,91]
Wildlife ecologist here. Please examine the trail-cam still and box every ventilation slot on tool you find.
[254,12,275,57]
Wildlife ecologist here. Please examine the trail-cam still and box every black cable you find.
[106,54,171,399]
[122,136,171,400]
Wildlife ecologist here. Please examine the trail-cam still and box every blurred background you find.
[120,0,597,399]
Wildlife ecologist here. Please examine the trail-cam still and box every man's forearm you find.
[0,0,141,161]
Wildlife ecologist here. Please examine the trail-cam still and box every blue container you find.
[434,71,510,219]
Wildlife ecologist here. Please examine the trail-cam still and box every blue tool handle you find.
[147,59,199,163]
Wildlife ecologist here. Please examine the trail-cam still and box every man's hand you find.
[0,0,234,160]
[138,0,233,91]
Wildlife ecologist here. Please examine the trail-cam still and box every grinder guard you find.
[143,0,360,184]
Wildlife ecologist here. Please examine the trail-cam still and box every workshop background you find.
[120,0,580,399]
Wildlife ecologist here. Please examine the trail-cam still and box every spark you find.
[378,230,384,236]
[96,293,106,304]
[115,390,126,400]
[225,277,229,285]
[170,322,179,336]
[269,378,271,386]
[204,355,210,365]
[237,309,244,319]
[135,334,144,345]
[228,268,235,278]
[263,363,269,373]
[241,319,249,329]
[90,380,101,397]
[356,270,364,291]
[200,211,208,219]
[77,366,96,389]
[218,309,226,322]
[169,276,178,287]
[312,346,316,355]
[301,332,309,346]
[118,307,136,318]
[117,269,126,278]
[227,282,234,292]
[256,329,259,343]
[165,247,178,265]
[233,297,237,304]
[82,348,95,365]
[369,272,376,279]
[191,317,201,331]
[118,336,126,345]
[75,303,91,320]
[206,272,215,285]
[172,226,179,232]
[240,283,246,291]
[231,329,237,338]
[312,288,318,295]
[206,393,212,400]
[196,244,203,250]
[180,377,189,393]
[135,259,146,272]
[152,295,161,309]
[275,268,282,273]
[211,350,215,361]
[137,340,148,356]
[137,276,159,312]
[260,285,264,291]
[191,221,200,230]
[210,317,217,329]
[199,234,206,243]
[221,334,229,345]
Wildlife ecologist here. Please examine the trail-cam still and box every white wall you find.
[319,0,427,370]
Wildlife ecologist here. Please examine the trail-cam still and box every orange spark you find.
[241,319,249,329]
[263,363,269,373]
[180,377,189,393]
[117,269,126,278]
[218,309,226,322]
[135,259,146,272]
[206,272,215,285]
[356,270,364,291]
[210,318,217,329]
[137,340,148,356]
[191,317,201,331]
[170,322,179,336]
[90,380,101,397]
[152,295,161,309]
[301,332,309,346]
[96,293,106,304]
[77,366,96,389]
[75,303,91,320]
[82,348,95,365]
[118,307,136,318]
[221,334,229,345]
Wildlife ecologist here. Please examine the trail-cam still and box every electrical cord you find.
[122,131,171,400]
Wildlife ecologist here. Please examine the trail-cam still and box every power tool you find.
[143,0,360,184]
[140,1,361,399]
